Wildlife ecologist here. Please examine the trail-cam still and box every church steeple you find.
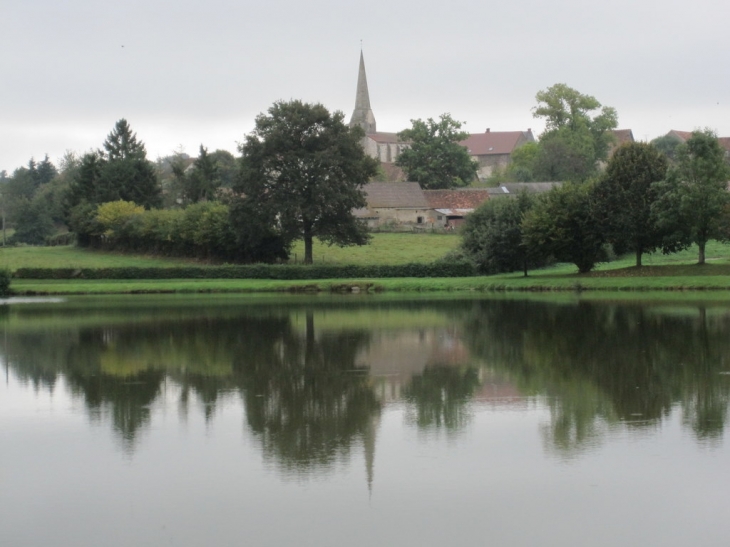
[349,51,377,134]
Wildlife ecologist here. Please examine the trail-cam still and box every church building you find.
[348,52,534,181]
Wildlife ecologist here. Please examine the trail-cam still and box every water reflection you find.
[3,296,730,469]
[461,299,730,452]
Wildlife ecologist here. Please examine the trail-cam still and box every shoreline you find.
[11,275,730,296]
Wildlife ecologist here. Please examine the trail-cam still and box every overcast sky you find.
[2,0,729,173]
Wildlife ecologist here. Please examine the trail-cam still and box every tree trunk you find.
[303,224,313,264]
[698,241,706,265]
[523,258,528,277]
[636,248,642,268]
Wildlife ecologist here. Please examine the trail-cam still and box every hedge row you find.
[14,262,477,280]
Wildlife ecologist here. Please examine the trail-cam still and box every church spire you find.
[349,50,377,134]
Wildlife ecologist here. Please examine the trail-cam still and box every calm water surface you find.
[2,294,730,546]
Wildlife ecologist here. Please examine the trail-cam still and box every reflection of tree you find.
[237,313,381,474]
[404,365,480,431]
[680,306,730,443]
[462,300,730,454]
[69,369,164,452]
[1,307,382,473]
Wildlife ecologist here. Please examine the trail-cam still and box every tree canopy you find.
[66,120,161,226]
[235,100,378,264]
[657,130,730,264]
[396,114,478,189]
[171,145,222,205]
[531,84,618,182]
[594,142,669,266]
[65,120,162,244]
[461,193,542,276]
[522,182,607,273]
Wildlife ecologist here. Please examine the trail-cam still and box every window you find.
[437,215,443,220]
[417,216,424,224]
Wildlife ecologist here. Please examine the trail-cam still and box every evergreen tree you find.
[100,119,161,208]
[185,145,221,203]
[103,119,147,161]
[36,154,58,185]
[65,119,162,225]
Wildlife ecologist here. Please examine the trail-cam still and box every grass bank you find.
[0,233,462,271]
[4,237,730,296]
[10,264,730,296]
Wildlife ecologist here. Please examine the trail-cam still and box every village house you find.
[422,188,491,229]
[459,129,535,180]
[355,182,435,230]
[349,52,533,182]
[665,129,730,159]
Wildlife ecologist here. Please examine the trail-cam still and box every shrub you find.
[14,262,478,280]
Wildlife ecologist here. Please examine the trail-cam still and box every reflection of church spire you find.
[364,412,380,498]
[349,51,377,134]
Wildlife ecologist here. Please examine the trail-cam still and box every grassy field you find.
[289,233,460,265]
[5,237,730,295]
[0,233,461,271]
[0,245,200,270]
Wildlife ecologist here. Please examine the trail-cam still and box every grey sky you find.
[2,0,728,172]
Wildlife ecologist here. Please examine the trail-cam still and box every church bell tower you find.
[349,51,377,134]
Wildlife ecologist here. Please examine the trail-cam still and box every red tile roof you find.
[717,137,730,153]
[667,130,693,141]
[459,130,533,156]
[666,130,730,153]
[612,129,634,145]
[423,189,491,210]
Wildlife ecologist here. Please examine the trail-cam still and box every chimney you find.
[486,128,490,133]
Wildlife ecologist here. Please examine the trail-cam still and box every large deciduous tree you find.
[531,83,618,182]
[594,142,669,267]
[396,114,478,189]
[460,193,542,276]
[235,100,379,264]
[657,130,730,264]
[522,182,607,273]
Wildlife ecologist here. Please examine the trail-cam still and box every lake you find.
[2,294,729,546]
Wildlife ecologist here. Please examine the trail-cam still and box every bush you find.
[0,269,11,297]
[461,193,546,275]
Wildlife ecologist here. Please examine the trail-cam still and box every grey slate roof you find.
[362,182,429,208]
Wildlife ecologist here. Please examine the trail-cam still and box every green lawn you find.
[0,245,200,271]
[0,233,462,271]
[288,233,461,265]
[6,237,730,296]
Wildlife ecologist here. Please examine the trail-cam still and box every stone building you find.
[423,188,491,229]
[460,129,535,180]
[354,182,435,229]
[349,52,534,182]
[349,52,408,180]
